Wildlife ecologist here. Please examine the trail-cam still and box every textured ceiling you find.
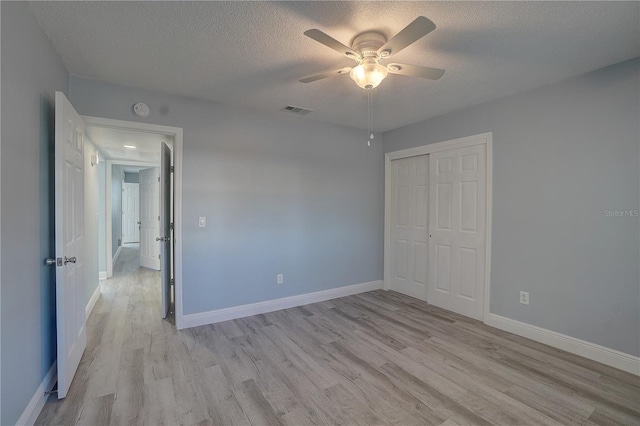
[30,1,639,132]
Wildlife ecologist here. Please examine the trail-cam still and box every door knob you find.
[156,236,168,242]
[64,256,77,265]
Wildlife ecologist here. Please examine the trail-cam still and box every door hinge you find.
[170,166,174,173]
[158,177,160,182]
[170,222,174,230]
[158,254,161,259]
[170,279,174,285]
[158,216,160,221]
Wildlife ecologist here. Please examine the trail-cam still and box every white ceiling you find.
[30,1,639,132]
[86,126,172,163]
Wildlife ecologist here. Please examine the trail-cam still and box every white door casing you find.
[160,142,172,318]
[428,144,487,320]
[139,167,160,270]
[389,155,429,301]
[121,182,140,243]
[54,91,87,399]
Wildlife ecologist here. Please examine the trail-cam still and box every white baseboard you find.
[486,313,640,376]
[181,280,383,329]
[112,246,122,265]
[16,362,57,426]
[99,271,107,280]
[86,282,101,318]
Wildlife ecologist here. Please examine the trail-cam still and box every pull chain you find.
[367,89,374,146]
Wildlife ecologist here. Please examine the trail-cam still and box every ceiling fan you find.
[300,16,445,90]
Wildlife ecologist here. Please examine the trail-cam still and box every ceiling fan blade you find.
[378,16,436,57]
[299,67,352,83]
[304,29,360,58]
[387,63,445,80]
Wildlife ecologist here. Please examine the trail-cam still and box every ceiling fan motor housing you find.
[351,32,386,59]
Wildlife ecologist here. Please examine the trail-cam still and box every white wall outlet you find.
[520,291,530,305]
[277,274,284,284]
[198,217,206,227]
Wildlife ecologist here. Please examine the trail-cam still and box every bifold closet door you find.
[389,155,429,301]
[428,145,486,320]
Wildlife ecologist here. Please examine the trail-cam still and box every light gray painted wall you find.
[84,140,100,305]
[69,76,384,315]
[383,58,640,356]
[0,2,69,424]
[124,172,139,183]
[98,160,107,273]
[111,165,123,257]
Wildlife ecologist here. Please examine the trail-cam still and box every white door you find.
[139,167,160,270]
[160,143,172,318]
[390,155,429,301]
[428,144,486,320]
[54,91,86,399]
[121,182,140,243]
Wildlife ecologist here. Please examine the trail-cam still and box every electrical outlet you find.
[277,274,284,284]
[520,291,529,305]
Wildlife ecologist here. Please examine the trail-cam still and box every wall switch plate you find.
[277,274,284,284]
[520,291,529,305]
[198,217,206,227]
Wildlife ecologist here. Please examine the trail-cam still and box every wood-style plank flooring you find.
[37,247,640,425]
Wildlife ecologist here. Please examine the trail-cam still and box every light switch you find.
[198,217,206,227]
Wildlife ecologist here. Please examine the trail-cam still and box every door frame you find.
[83,116,185,329]
[384,132,493,323]
[106,159,158,276]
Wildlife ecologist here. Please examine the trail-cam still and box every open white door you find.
[139,167,160,270]
[54,92,86,399]
[428,144,486,320]
[121,182,140,243]
[389,155,429,301]
[160,142,172,318]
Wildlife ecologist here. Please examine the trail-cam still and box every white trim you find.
[86,283,101,318]
[82,116,184,329]
[99,271,107,280]
[486,314,640,376]
[16,362,57,426]
[182,280,383,329]
[384,132,493,323]
[112,245,122,267]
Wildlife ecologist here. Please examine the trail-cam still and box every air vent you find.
[282,105,313,116]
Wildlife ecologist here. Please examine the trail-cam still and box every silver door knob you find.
[64,256,77,265]
[156,236,168,242]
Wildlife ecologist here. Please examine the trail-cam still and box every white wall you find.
[111,164,123,257]
[383,58,640,356]
[84,139,100,306]
[98,159,107,276]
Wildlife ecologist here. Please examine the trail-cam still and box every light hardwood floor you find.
[37,247,640,425]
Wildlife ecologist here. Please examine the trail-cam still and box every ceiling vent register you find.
[282,105,313,116]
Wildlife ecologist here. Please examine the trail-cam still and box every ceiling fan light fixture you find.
[350,61,388,90]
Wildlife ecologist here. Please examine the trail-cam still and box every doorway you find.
[84,116,184,328]
[384,133,492,322]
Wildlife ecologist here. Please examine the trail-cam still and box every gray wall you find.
[383,59,640,356]
[124,171,139,183]
[69,76,384,315]
[0,2,69,424]
[111,165,123,257]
